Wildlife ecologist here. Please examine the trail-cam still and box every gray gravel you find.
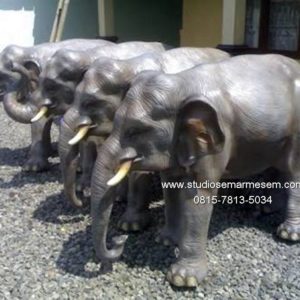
[0,104,299,300]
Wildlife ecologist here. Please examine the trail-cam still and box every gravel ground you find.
[0,104,299,300]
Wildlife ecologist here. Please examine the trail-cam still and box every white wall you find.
[0,9,35,51]
[0,0,99,51]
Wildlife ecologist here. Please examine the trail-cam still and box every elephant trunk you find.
[3,91,36,123]
[91,135,128,267]
[58,108,82,207]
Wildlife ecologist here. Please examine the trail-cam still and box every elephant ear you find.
[20,60,41,91]
[23,60,41,82]
[175,98,225,168]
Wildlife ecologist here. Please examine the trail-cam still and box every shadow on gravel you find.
[0,142,58,167]
[0,146,29,167]
[33,192,89,224]
[56,226,101,279]
[0,164,61,189]
[56,196,287,280]
[209,200,286,239]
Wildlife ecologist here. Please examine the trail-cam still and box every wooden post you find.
[50,0,64,42]
[221,0,246,45]
[50,0,70,42]
[55,0,70,41]
[98,0,114,37]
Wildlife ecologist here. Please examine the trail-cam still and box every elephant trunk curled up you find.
[3,91,36,123]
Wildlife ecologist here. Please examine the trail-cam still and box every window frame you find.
[246,0,300,58]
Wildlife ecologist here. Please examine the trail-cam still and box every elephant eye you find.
[125,126,151,139]
[44,81,56,92]
[124,128,140,138]
[82,98,95,108]
[82,98,108,113]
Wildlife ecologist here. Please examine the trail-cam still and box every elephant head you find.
[69,58,136,142]
[59,53,161,207]
[59,47,227,208]
[0,45,25,86]
[58,58,135,208]
[0,45,42,123]
[30,49,91,122]
[89,70,226,264]
[3,39,115,123]
[31,41,169,123]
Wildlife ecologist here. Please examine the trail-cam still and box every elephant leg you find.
[258,168,286,215]
[118,172,154,232]
[23,117,53,172]
[277,172,300,241]
[77,140,97,198]
[167,186,214,287]
[155,172,183,246]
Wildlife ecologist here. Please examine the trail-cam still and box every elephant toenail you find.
[290,232,299,241]
[280,230,288,239]
[131,222,140,231]
[186,276,198,287]
[166,271,172,282]
[121,222,129,231]
[173,275,185,287]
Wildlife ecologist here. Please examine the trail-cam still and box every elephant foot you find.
[277,222,300,241]
[166,258,208,287]
[22,157,50,172]
[118,211,151,232]
[76,175,91,195]
[76,184,91,199]
[155,235,173,247]
[155,225,179,246]
[83,187,91,198]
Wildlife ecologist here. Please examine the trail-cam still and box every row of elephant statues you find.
[0,38,299,287]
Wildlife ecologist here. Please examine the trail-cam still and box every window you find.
[244,0,300,58]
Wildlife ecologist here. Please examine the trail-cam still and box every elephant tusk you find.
[107,160,132,186]
[31,106,48,123]
[68,125,90,145]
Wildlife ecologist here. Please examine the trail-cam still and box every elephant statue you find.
[89,54,300,287]
[60,47,229,209]
[31,41,170,120]
[26,42,169,176]
[23,42,169,206]
[0,39,114,171]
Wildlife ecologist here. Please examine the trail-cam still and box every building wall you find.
[0,0,99,50]
[180,0,223,47]
[62,0,99,41]
[0,0,183,50]
[114,0,182,47]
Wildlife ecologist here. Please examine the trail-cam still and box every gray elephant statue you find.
[31,41,170,120]
[27,42,169,177]
[26,41,170,207]
[0,39,114,171]
[60,47,229,210]
[89,54,300,287]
